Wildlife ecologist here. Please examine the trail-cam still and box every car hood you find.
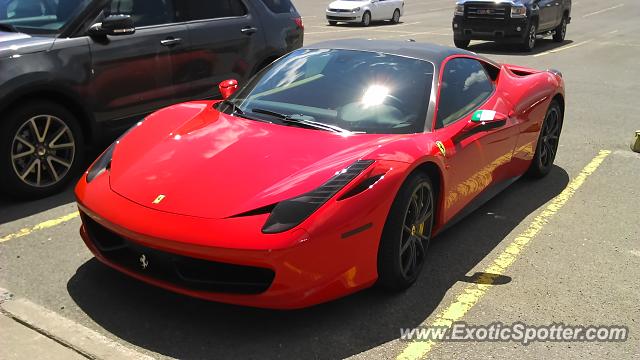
[328,0,369,10]
[0,31,54,59]
[109,101,405,219]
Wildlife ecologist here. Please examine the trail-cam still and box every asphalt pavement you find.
[1,0,639,359]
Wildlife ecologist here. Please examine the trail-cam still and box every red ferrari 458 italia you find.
[76,39,565,309]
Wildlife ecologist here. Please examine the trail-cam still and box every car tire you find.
[454,38,470,49]
[377,173,435,291]
[361,11,371,27]
[553,16,567,42]
[521,22,537,51]
[328,20,338,26]
[527,101,563,178]
[391,9,401,24]
[0,100,85,199]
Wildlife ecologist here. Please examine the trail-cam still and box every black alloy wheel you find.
[527,101,563,178]
[378,173,435,291]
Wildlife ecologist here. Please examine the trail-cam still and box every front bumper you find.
[326,9,363,22]
[453,16,530,42]
[75,160,409,309]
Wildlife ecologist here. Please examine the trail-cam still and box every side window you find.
[106,0,174,27]
[259,0,294,14]
[2,0,56,19]
[436,58,494,128]
[177,0,247,21]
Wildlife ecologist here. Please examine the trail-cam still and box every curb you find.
[0,288,155,360]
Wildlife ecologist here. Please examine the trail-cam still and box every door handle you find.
[160,37,182,47]
[241,26,257,35]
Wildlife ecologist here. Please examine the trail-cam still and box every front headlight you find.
[454,4,464,16]
[511,5,527,18]
[86,142,116,183]
[352,7,361,12]
[262,160,374,234]
[86,121,141,183]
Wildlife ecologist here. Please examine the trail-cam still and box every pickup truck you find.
[452,0,571,51]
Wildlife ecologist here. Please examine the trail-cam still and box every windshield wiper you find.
[0,23,18,33]
[219,100,275,123]
[251,108,351,133]
[219,99,244,115]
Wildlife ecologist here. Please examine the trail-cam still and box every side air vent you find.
[338,174,384,201]
[229,204,277,218]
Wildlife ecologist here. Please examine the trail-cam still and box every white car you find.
[326,0,405,26]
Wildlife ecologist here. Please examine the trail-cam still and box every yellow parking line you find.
[0,212,79,243]
[397,150,611,360]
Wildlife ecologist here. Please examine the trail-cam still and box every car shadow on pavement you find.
[67,166,569,360]
[0,147,106,225]
[328,21,401,28]
[0,186,77,225]
[468,39,573,56]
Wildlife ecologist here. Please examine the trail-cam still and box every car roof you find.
[305,39,495,67]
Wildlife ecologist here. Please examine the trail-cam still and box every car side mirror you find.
[219,79,239,99]
[88,15,135,37]
[454,110,508,142]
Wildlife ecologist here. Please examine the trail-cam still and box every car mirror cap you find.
[219,79,239,99]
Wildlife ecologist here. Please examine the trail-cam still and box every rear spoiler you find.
[503,63,562,78]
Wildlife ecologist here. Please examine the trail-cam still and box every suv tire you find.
[454,38,470,49]
[521,22,537,51]
[553,16,568,42]
[0,100,85,199]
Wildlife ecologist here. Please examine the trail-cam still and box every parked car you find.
[326,0,404,26]
[452,0,571,51]
[0,0,303,199]
[76,39,565,309]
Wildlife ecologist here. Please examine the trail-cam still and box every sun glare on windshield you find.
[361,85,390,108]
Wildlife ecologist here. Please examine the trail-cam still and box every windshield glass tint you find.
[0,0,91,32]
[230,49,434,134]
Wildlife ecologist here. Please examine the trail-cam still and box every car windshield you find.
[226,48,434,134]
[0,0,91,33]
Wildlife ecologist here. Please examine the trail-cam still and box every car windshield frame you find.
[223,48,435,135]
[0,0,93,34]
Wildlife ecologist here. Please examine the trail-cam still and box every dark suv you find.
[0,0,303,199]
[452,0,571,51]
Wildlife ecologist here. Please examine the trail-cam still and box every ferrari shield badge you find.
[436,141,446,157]
[152,194,166,204]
